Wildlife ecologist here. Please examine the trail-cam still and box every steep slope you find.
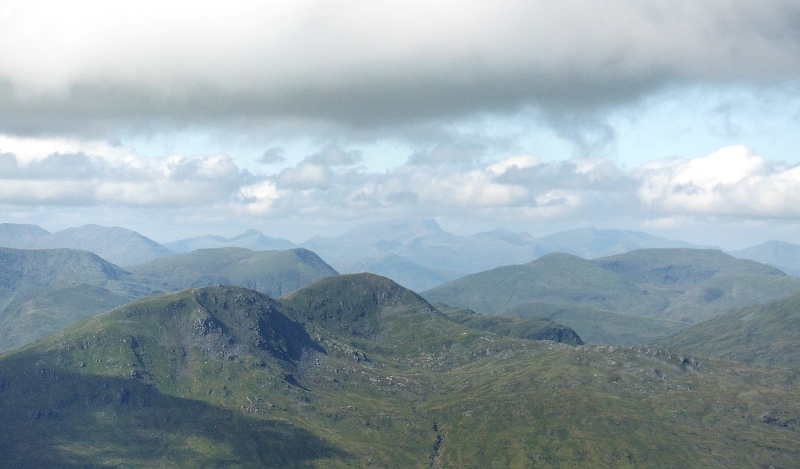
[130,247,338,297]
[424,248,800,343]
[730,240,800,277]
[28,224,174,266]
[0,247,159,352]
[656,293,800,368]
[1,281,799,467]
[166,229,296,253]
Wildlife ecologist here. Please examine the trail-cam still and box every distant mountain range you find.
[423,248,800,344]
[0,223,173,266]
[4,220,800,292]
[1,276,798,467]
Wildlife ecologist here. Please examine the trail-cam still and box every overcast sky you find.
[1,1,800,248]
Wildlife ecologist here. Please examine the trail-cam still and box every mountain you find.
[655,293,800,368]
[0,246,337,353]
[340,253,462,292]
[729,240,800,277]
[129,247,338,297]
[1,279,799,467]
[534,227,702,259]
[165,229,296,253]
[495,302,686,345]
[423,248,800,344]
[0,223,174,266]
[0,223,49,246]
[299,219,704,290]
[434,303,583,344]
[0,247,160,353]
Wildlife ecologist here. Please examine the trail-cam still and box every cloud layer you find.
[2,136,798,231]
[2,1,800,133]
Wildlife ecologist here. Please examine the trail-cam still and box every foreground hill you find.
[0,247,159,353]
[1,277,798,467]
[656,293,800,368]
[129,247,338,297]
[423,248,800,344]
[0,247,337,353]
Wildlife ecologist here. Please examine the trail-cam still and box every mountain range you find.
[0,223,173,266]
[423,248,800,344]
[0,247,338,353]
[0,276,797,467]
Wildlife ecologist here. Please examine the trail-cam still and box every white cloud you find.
[637,145,800,218]
[0,135,248,206]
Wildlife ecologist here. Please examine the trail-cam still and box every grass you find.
[1,277,799,467]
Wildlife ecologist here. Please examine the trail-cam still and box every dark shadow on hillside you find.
[0,354,348,468]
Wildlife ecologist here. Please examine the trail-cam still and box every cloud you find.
[4,135,800,232]
[637,145,800,218]
[0,136,250,206]
[1,1,799,135]
[259,147,286,164]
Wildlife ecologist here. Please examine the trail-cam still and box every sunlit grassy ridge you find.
[0,275,798,467]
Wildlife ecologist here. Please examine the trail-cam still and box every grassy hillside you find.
[497,302,686,345]
[435,303,583,345]
[0,247,337,353]
[656,293,800,368]
[423,248,800,344]
[130,247,338,296]
[1,277,799,467]
[0,247,159,353]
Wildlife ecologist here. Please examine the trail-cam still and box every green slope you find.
[655,293,800,368]
[1,278,799,467]
[0,247,160,353]
[434,303,583,345]
[422,249,800,344]
[0,247,337,353]
[130,247,338,296]
[496,302,685,345]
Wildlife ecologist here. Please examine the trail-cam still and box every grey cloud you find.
[304,145,362,166]
[259,147,286,164]
[408,143,487,166]
[2,1,800,136]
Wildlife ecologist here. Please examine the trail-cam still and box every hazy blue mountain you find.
[129,247,338,297]
[165,229,296,253]
[27,224,174,266]
[300,219,701,288]
[340,253,462,292]
[0,247,159,353]
[423,248,800,343]
[534,227,704,259]
[1,279,799,467]
[729,240,800,277]
[0,223,49,247]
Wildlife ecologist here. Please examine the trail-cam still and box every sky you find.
[1,0,800,248]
